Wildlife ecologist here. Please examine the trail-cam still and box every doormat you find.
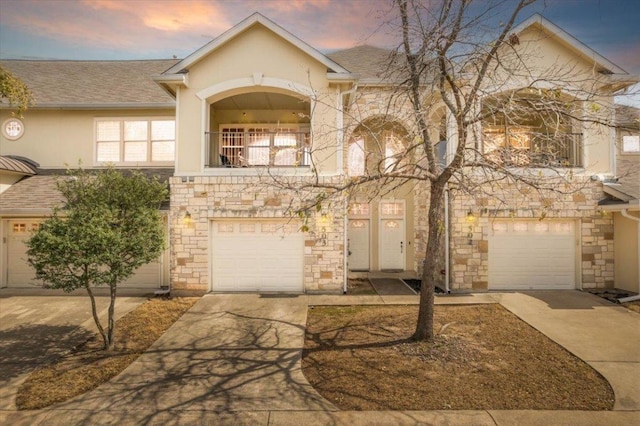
[369,278,416,295]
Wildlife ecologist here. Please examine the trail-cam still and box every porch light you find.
[465,210,476,224]
[466,210,475,245]
[184,211,192,226]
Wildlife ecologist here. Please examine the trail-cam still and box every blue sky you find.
[0,0,638,69]
[0,0,638,103]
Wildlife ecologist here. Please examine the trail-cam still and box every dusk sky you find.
[1,0,639,70]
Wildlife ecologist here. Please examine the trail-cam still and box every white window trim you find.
[215,123,309,168]
[94,117,175,166]
[621,134,640,155]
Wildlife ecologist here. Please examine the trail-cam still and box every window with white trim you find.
[96,118,175,164]
[622,135,640,153]
[215,124,309,167]
[384,131,404,171]
[348,137,365,176]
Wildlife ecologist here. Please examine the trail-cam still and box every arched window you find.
[348,137,365,176]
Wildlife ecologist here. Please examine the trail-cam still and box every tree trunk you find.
[106,283,117,351]
[85,283,109,350]
[413,181,446,341]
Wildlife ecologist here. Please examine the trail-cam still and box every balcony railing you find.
[205,131,311,168]
[483,131,583,168]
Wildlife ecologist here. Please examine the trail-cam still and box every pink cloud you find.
[0,0,233,55]
[83,0,231,32]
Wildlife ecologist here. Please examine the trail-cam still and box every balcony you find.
[483,129,583,168]
[205,130,311,168]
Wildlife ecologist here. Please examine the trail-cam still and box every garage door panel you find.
[6,219,163,289]
[489,220,576,290]
[211,221,304,292]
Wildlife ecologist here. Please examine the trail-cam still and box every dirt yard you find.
[303,304,614,411]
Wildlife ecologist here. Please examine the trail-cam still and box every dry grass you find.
[303,304,614,411]
[624,300,640,314]
[16,297,199,410]
[347,278,377,295]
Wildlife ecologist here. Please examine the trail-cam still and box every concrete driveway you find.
[1,290,639,425]
[0,288,146,411]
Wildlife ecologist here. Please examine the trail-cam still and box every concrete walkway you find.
[0,290,146,412]
[0,291,639,425]
[496,291,640,411]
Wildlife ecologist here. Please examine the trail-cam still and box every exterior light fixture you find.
[466,210,475,245]
[184,211,192,226]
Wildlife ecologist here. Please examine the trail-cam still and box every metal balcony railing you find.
[483,131,583,168]
[205,131,311,168]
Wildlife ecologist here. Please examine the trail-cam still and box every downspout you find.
[339,84,357,295]
[343,211,348,294]
[444,183,451,293]
[618,209,640,302]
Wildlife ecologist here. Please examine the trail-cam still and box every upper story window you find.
[96,118,175,164]
[206,124,310,168]
[348,138,365,176]
[384,131,404,171]
[481,90,582,167]
[347,124,409,177]
[622,135,640,153]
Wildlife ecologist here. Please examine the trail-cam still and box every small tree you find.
[0,66,33,116]
[27,168,167,350]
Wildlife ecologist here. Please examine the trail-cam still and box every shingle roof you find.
[0,60,179,108]
[0,175,64,214]
[327,45,397,80]
[2,169,174,213]
[616,105,640,130]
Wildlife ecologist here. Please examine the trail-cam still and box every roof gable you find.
[165,13,351,75]
[512,14,627,75]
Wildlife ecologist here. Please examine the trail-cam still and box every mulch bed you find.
[16,297,200,410]
[303,304,614,411]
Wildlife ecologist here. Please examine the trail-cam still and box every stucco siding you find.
[0,109,174,169]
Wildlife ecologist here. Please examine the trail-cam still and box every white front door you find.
[348,219,370,271]
[379,201,405,271]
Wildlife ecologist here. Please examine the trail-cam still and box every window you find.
[622,135,640,153]
[381,201,404,217]
[96,118,175,164]
[2,118,25,140]
[212,124,309,167]
[348,138,365,176]
[384,132,404,171]
[482,91,582,167]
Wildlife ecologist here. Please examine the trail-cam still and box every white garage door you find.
[5,219,162,289]
[489,220,576,290]
[211,221,304,292]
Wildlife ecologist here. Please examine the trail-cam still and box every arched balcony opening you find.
[205,91,311,168]
[481,88,583,167]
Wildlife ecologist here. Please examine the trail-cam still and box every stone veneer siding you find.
[169,175,346,293]
[413,178,614,291]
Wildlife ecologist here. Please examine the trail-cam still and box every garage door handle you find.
[400,241,403,253]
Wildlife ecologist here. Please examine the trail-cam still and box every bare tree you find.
[262,0,631,341]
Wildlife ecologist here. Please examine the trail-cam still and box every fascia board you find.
[0,103,176,110]
[326,73,360,82]
[512,14,627,75]
[599,201,640,212]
